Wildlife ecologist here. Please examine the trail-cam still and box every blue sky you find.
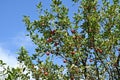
[0,0,40,48]
[0,0,71,67]
[0,0,43,67]
[0,0,77,67]
[0,0,113,68]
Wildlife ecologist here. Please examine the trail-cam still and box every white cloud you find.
[0,32,38,79]
[0,32,34,68]
[13,32,35,48]
[0,46,18,68]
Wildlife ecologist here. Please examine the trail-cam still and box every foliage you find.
[1,0,120,80]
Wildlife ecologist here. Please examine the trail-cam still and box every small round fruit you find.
[50,30,56,35]
[71,51,75,55]
[99,49,103,53]
[95,48,99,53]
[46,51,50,56]
[71,29,76,33]
[44,72,48,76]
[47,38,53,43]
[54,42,59,46]
[89,59,93,62]
[63,59,67,63]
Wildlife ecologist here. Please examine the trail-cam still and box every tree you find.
[0,0,120,80]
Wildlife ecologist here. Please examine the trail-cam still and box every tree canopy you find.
[0,0,120,80]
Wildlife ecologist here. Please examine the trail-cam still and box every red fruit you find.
[46,51,50,56]
[95,48,99,52]
[71,29,76,33]
[44,72,48,76]
[71,51,75,55]
[90,59,93,62]
[54,42,59,46]
[95,48,102,53]
[63,59,67,63]
[50,30,56,35]
[47,37,53,43]
[99,49,103,53]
